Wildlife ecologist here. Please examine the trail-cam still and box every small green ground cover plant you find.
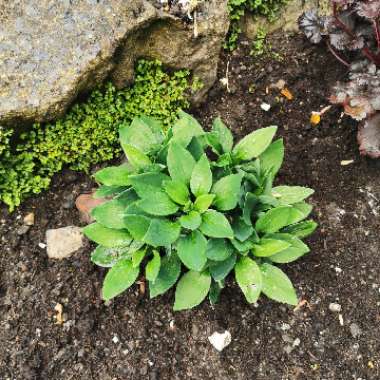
[84,111,317,310]
[226,0,289,50]
[0,60,193,211]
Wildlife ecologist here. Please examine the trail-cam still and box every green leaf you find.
[212,173,243,211]
[94,185,127,199]
[232,217,254,242]
[267,233,310,263]
[272,186,314,205]
[177,231,207,271]
[136,192,179,216]
[260,263,298,305]
[212,117,233,153]
[171,111,204,147]
[138,116,165,144]
[150,253,181,298]
[209,280,224,304]
[293,202,313,220]
[231,237,257,253]
[187,136,205,161]
[260,138,284,176]
[206,238,233,261]
[173,271,211,311]
[243,193,259,225]
[233,126,277,161]
[164,180,190,205]
[235,257,262,303]
[281,220,318,239]
[252,238,291,257]
[209,252,237,281]
[102,259,140,301]
[91,245,129,268]
[91,190,137,229]
[190,154,212,197]
[119,117,157,153]
[146,250,161,282]
[199,210,234,239]
[94,164,133,186]
[122,144,151,170]
[255,206,305,234]
[83,223,132,248]
[124,215,151,240]
[179,211,202,230]
[167,142,196,184]
[129,172,170,198]
[194,194,215,213]
[132,249,146,268]
[143,219,181,247]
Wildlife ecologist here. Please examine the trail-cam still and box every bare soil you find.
[1,33,380,380]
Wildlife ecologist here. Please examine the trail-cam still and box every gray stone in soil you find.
[0,0,229,126]
[46,226,84,260]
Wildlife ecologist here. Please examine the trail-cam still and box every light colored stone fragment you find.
[46,226,84,260]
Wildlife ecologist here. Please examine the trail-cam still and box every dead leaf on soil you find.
[293,299,311,312]
[281,87,294,100]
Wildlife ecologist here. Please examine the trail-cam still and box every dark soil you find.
[1,33,380,380]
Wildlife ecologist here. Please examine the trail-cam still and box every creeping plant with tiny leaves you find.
[84,111,317,310]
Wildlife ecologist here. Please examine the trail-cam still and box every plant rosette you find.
[83,111,317,311]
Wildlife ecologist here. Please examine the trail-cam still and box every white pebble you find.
[260,102,271,112]
[38,242,46,249]
[112,335,119,344]
[329,303,342,313]
[208,330,232,352]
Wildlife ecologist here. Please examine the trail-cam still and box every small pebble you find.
[329,303,342,313]
[260,102,271,112]
[208,331,232,352]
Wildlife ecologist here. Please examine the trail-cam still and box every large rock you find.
[0,0,229,126]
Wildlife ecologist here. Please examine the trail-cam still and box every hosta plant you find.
[299,0,380,158]
[83,111,317,310]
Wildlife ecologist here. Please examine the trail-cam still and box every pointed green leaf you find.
[150,253,181,298]
[190,154,212,197]
[83,223,132,248]
[194,194,215,213]
[232,217,254,242]
[143,219,181,247]
[119,117,157,153]
[255,206,305,233]
[212,117,233,153]
[272,186,314,205]
[136,192,179,216]
[252,238,292,257]
[94,185,127,199]
[209,280,224,304]
[94,164,133,186]
[129,172,170,198]
[267,233,310,263]
[209,252,237,281]
[91,246,129,268]
[260,263,298,305]
[122,144,151,169]
[206,238,233,261]
[132,249,146,268]
[199,210,234,239]
[164,180,190,205]
[281,220,318,239]
[177,231,207,271]
[173,271,211,311]
[172,111,204,147]
[179,211,202,230]
[235,257,262,303]
[260,138,284,176]
[123,214,151,241]
[233,126,277,161]
[293,202,313,220]
[146,250,161,282]
[167,142,196,184]
[102,259,140,301]
[212,173,243,211]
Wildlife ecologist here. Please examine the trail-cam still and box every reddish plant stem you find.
[332,3,380,66]
[374,19,380,51]
[327,40,350,67]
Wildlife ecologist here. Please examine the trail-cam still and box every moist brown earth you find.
[1,33,380,380]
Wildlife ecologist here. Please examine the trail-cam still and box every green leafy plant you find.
[84,111,317,310]
[225,0,288,50]
[0,60,193,211]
